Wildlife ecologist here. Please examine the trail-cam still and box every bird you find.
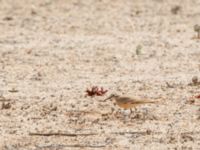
[104,94,159,113]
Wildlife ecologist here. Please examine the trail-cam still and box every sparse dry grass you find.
[1,0,200,149]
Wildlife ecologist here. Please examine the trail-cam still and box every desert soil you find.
[1,0,200,149]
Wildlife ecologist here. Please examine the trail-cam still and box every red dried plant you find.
[195,94,200,99]
[188,94,200,104]
[85,86,108,97]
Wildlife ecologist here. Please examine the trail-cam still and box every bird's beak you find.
[103,95,113,101]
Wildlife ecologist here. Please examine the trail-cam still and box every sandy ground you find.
[1,0,200,149]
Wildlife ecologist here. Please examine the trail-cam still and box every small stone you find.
[192,76,198,84]
[171,6,181,15]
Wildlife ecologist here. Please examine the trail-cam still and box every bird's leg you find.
[129,108,133,118]
[135,107,138,114]
[131,107,137,119]
[117,109,120,115]
[111,107,115,114]
[114,109,121,118]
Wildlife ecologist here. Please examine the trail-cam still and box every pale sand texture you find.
[0,0,200,149]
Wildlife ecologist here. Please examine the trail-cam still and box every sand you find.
[0,0,200,149]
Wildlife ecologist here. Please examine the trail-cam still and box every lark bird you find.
[104,94,159,113]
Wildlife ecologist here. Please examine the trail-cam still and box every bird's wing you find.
[118,97,159,104]
[118,97,136,104]
[130,99,158,104]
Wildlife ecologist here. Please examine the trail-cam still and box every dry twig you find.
[36,144,105,149]
[29,132,98,137]
[0,96,11,102]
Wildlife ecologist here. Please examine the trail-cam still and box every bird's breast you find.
[116,101,136,109]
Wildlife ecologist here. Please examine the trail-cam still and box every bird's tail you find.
[134,99,163,105]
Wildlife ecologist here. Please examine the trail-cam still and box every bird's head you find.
[103,93,119,101]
